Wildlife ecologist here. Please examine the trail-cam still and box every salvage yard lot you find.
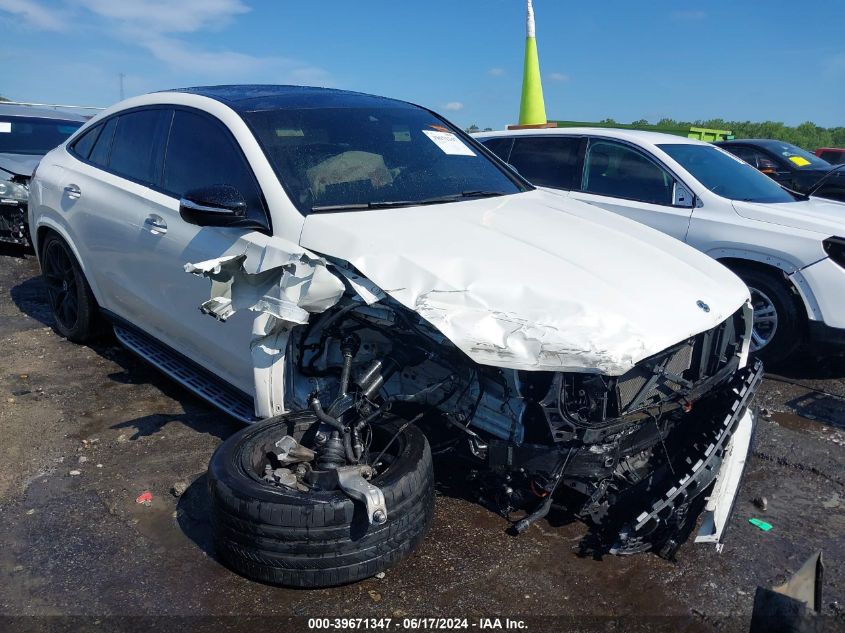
[1,250,844,630]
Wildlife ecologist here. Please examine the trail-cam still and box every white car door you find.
[56,109,172,320]
[131,108,275,396]
[569,138,694,242]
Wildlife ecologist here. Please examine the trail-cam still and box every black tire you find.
[734,266,803,366]
[40,232,101,343]
[208,411,434,588]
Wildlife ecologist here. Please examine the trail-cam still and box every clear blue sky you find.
[1,0,843,128]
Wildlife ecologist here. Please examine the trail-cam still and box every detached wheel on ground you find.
[733,266,803,366]
[40,232,101,343]
[207,411,434,588]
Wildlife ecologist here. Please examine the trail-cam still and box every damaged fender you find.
[185,252,346,417]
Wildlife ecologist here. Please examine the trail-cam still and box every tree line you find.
[630,118,845,151]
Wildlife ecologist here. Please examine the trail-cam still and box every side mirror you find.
[179,185,251,227]
[673,182,694,208]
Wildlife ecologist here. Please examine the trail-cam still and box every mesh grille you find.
[617,342,694,411]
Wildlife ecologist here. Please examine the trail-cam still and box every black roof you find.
[166,85,416,113]
[716,139,796,148]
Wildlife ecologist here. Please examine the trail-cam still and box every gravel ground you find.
[1,248,844,632]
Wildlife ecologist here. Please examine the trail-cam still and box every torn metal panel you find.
[251,312,293,418]
[185,251,347,418]
[184,252,345,323]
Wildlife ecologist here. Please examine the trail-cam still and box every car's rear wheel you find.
[734,267,803,366]
[208,411,434,588]
[40,233,100,343]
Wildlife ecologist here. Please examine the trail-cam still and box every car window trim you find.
[582,136,698,208]
[66,105,171,188]
[162,105,271,234]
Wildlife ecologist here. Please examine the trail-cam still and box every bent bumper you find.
[611,360,763,555]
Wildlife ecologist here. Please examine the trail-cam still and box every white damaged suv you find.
[29,86,761,587]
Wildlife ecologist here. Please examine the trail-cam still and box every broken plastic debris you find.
[136,491,153,506]
[749,518,773,531]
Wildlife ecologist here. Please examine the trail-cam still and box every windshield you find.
[242,106,527,213]
[659,144,796,204]
[763,141,830,170]
[0,116,83,155]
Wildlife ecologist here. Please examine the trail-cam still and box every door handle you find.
[143,214,167,234]
[63,184,81,199]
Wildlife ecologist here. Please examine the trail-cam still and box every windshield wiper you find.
[310,190,509,213]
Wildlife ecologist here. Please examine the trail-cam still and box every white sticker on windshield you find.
[422,130,476,157]
[0,122,11,133]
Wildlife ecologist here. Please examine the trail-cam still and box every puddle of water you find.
[769,412,822,433]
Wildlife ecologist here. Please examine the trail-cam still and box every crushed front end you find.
[483,305,761,556]
[278,288,760,557]
[0,167,30,246]
[187,251,761,558]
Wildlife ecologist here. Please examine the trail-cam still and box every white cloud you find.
[548,72,570,82]
[142,36,330,84]
[1,0,334,87]
[671,10,706,21]
[0,0,65,31]
[72,0,250,34]
[488,67,506,77]
[444,102,464,111]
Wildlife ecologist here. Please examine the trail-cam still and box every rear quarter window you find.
[88,117,117,168]
[70,124,102,160]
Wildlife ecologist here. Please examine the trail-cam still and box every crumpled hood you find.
[300,189,749,375]
[0,153,40,178]
[733,198,845,237]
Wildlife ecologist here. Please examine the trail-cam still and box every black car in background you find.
[0,104,86,246]
[716,139,836,198]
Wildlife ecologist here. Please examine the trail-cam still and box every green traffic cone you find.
[518,0,547,126]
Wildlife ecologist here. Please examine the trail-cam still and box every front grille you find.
[616,307,745,415]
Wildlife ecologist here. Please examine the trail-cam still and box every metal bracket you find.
[274,435,316,466]
[335,465,388,525]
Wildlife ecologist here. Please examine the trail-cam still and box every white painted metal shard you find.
[695,408,756,550]
[184,252,345,324]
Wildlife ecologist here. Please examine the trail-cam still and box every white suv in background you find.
[476,128,845,364]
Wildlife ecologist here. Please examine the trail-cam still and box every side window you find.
[88,117,117,168]
[71,124,102,160]
[583,140,673,205]
[481,138,513,162]
[109,109,171,186]
[509,136,582,189]
[727,146,757,165]
[163,109,267,224]
[741,148,780,173]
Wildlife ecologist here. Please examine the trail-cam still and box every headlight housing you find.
[822,236,845,270]
[0,168,29,205]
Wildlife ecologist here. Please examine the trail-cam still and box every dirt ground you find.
[1,247,844,632]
